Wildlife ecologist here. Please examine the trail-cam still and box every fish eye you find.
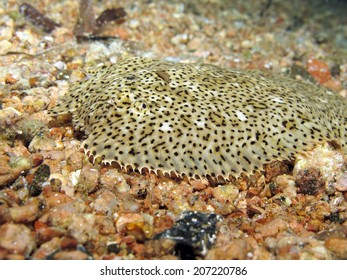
[142,103,147,109]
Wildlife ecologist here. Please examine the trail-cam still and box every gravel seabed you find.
[0,0,347,260]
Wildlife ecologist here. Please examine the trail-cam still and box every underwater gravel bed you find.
[0,0,347,260]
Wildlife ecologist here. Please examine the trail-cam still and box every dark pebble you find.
[29,164,50,196]
[153,211,220,259]
[295,168,325,195]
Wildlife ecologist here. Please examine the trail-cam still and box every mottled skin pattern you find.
[48,57,347,179]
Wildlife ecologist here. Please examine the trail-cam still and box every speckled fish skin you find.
[48,57,347,179]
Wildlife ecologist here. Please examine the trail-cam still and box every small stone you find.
[28,164,50,196]
[43,189,74,209]
[54,61,67,71]
[60,237,78,250]
[99,168,126,190]
[144,239,176,259]
[75,165,99,194]
[17,118,46,144]
[0,154,43,187]
[29,131,64,153]
[0,223,35,255]
[335,172,347,192]
[170,33,189,45]
[106,242,120,254]
[47,173,66,192]
[47,203,79,229]
[29,77,39,87]
[307,58,332,84]
[68,214,96,243]
[264,161,290,182]
[48,176,62,192]
[212,184,239,203]
[293,144,345,190]
[92,189,119,215]
[0,107,22,128]
[116,213,154,241]
[325,237,347,259]
[128,19,140,29]
[19,3,60,33]
[0,188,19,206]
[9,198,39,223]
[22,95,50,113]
[52,250,91,260]
[153,211,219,259]
[258,218,288,238]
[95,215,116,235]
[68,170,81,188]
[66,151,85,171]
[295,168,325,195]
[0,204,11,224]
[32,237,62,259]
[274,175,297,198]
[34,221,66,245]
[8,155,31,169]
[206,238,252,260]
[5,73,17,84]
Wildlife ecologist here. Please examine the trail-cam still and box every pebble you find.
[47,203,81,230]
[295,168,325,195]
[154,211,219,258]
[0,153,43,187]
[211,184,239,203]
[128,19,140,29]
[307,58,332,84]
[335,172,347,192]
[52,250,91,260]
[75,165,100,194]
[258,218,288,238]
[116,213,154,241]
[43,189,74,209]
[48,174,64,192]
[0,204,11,224]
[28,164,50,196]
[22,94,50,113]
[0,223,35,255]
[170,33,189,45]
[16,118,46,144]
[293,144,346,188]
[0,188,19,206]
[273,175,297,198]
[28,130,64,153]
[305,244,332,260]
[66,151,85,171]
[0,107,22,127]
[68,214,97,243]
[325,237,347,259]
[91,189,120,215]
[34,221,66,245]
[68,169,81,189]
[206,238,252,260]
[264,161,290,182]
[95,215,116,235]
[54,61,67,71]
[32,237,62,259]
[9,198,40,223]
[99,169,128,191]
[210,199,235,215]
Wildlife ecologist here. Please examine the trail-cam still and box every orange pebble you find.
[112,27,129,40]
[5,74,17,84]
[322,78,342,92]
[307,58,332,84]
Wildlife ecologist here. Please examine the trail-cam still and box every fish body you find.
[49,57,347,179]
